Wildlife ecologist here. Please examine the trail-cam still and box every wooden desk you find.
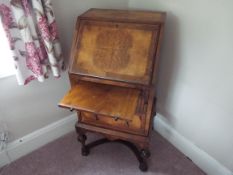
[59,8,166,171]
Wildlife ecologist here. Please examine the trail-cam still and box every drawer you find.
[80,111,146,135]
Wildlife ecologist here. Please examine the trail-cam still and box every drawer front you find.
[80,112,145,135]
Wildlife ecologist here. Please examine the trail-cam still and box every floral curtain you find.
[0,0,65,85]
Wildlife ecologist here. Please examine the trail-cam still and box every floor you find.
[0,131,205,175]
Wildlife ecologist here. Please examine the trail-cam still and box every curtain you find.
[0,0,65,85]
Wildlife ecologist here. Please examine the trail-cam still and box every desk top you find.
[80,8,166,24]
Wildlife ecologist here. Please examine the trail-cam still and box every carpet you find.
[0,131,205,175]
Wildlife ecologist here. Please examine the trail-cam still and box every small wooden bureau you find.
[59,8,166,171]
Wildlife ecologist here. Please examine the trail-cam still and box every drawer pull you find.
[113,116,119,121]
[70,108,74,112]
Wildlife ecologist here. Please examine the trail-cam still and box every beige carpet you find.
[0,131,205,175]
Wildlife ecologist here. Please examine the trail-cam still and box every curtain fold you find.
[0,0,65,85]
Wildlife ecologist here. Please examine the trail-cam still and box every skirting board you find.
[0,114,77,168]
[154,114,232,175]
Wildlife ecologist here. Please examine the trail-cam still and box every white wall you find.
[0,0,129,141]
[0,74,72,141]
[129,0,233,172]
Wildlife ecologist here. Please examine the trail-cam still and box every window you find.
[0,21,15,78]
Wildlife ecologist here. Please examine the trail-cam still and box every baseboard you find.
[0,114,77,168]
[153,114,232,175]
[0,151,10,167]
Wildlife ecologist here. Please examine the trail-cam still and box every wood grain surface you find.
[70,20,159,85]
[59,81,142,121]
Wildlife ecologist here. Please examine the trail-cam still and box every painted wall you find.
[0,75,71,141]
[0,0,129,141]
[129,0,233,171]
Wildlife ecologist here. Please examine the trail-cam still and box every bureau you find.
[59,8,166,171]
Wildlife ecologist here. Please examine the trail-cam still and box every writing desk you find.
[59,8,166,171]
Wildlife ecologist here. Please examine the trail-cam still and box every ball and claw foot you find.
[139,161,148,172]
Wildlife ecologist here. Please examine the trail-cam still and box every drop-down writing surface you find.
[59,81,144,122]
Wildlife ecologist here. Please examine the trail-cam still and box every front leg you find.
[75,125,89,156]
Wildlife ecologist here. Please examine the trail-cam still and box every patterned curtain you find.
[0,0,65,85]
